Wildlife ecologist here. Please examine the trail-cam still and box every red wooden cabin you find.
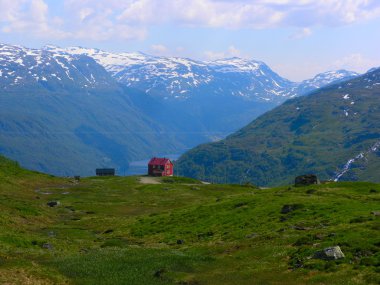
[148,157,173,176]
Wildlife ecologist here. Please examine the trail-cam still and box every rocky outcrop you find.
[295,174,320,187]
[314,246,345,260]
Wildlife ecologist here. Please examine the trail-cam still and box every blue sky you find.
[0,0,379,81]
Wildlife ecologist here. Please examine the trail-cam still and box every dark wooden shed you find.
[96,168,115,176]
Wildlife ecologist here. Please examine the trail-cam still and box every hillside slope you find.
[0,44,190,176]
[0,43,362,176]
[0,155,379,284]
[45,45,360,141]
[176,69,380,186]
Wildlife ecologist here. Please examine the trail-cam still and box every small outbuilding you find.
[96,168,115,176]
[148,157,173,177]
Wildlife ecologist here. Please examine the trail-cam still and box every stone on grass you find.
[47,201,60,207]
[295,174,320,187]
[42,243,53,250]
[245,233,257,239]
[153,268,165,278]
[314,246,345,260]
[281,204,304,214]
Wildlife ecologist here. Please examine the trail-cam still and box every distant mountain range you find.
[44,45,359,102]
[0,43,363,175]
[176,68,380,186]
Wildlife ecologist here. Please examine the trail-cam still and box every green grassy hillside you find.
[0,155,379,284]
[176,69,380,186]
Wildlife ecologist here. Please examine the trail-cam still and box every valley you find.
[0,43,360,177]
[1,2,380,285]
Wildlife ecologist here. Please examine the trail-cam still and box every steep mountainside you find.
[0,44,190,176]
[176,69,380,186]
[46,45,359,102]
[44,45,361,136]
[45,46,296,102]
[0,43,362,176]
[0,43,116,93]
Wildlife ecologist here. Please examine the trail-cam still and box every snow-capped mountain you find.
[0,43,116,94]
[0,42,370,177]
[44,46,297,102]
[295,70,360,95]
[1,43,361,100]
[44,45,361,102]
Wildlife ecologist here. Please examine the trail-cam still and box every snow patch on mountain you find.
[45,46,299,102]
[1,43,362,102]
[0,43,115,91]
[295,70,360,96]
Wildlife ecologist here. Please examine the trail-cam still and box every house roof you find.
[148,157,172,166]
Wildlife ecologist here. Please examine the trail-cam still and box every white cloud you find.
[0,0,69,39]
[148,44,188,57]
[112,0,380,29]
[0,0,24,21]
[273,53,379,81]
[150,44,168,54]
[289,27,312,39]
[1,0,380,41]
[204,45,243,60]
[332,53,376,73]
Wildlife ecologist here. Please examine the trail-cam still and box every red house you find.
[148,157,174,177]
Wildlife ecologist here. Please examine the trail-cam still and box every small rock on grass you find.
[47,201,60,207]
[313,246,345,260]
[153,268,165,278]
[42,243,53,250]
[281,204,303,214]
[245,233,257,239]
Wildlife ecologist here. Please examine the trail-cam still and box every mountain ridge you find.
[176,68,380,186]
[43,44,360,101]
[0,42,367,176]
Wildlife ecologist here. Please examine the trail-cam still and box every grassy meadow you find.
[0,156,379,284]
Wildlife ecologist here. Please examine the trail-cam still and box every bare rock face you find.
[314,246,345,260]
[295,174,320,187]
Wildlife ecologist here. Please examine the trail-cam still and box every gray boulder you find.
[314,246,345,260]
[295,174,320,187]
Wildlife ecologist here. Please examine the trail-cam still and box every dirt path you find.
[139,176,161,184]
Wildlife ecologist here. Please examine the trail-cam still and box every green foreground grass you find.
[0,156,379,284]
